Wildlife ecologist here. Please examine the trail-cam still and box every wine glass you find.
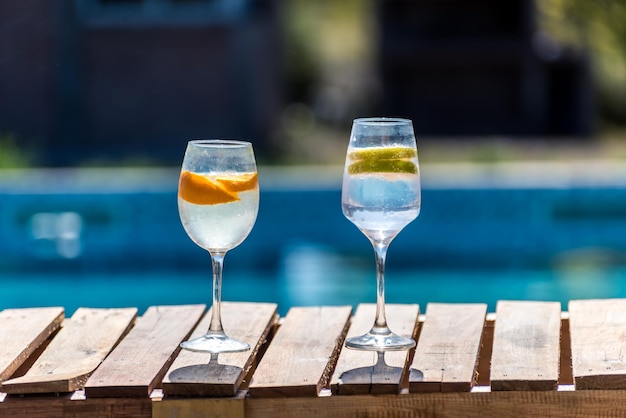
[342,118,421,351]
[177,139,259,353]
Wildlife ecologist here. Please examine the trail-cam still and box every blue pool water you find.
[2,164,626,315]
[4,258,626,316]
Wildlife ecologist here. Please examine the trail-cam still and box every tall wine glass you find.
[342,118,421,351]
[178,139,259,353]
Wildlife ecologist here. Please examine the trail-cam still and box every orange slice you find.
[179,171,240,205]
[216,172,258,193]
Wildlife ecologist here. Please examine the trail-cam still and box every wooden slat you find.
[153,391,246,418]
[0,307,64,382]
[569,299,626,389]
[0,393,151,418]
[161,302,278,397]
[330,303,419,395]
[409,303,486,393]
[242,390,626,418]
[248,306,352,397]
[84,304,205,397]
[11,387,626,418]
[1,307,137,394]
[490,300,561,391]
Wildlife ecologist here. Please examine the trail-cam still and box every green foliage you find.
[280,0,374,102]
[538,0,626,126]
[0,134,32,168]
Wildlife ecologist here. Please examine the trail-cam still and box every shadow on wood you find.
[339,351,421,395]
[166,353,244,397]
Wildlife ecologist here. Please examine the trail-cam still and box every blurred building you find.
[0,0,281,166]
[377,0,594,137]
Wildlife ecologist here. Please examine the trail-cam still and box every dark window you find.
[76,0,247,27]
[98,0,143,4]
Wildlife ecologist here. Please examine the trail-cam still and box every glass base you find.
[345,331,415,351]
[180,333,250,354]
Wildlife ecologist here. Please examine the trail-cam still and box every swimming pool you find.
[2,162,626,315]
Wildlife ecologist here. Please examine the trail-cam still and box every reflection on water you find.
[30,212,83,259]
[3,242,626,316]
[554,247,626,302]
[276,243,626,314]
[4,166,626,314]
[279,243,373,308]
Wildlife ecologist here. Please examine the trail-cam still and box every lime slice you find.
[347,146,418,174]
[348,159,418,175]
[349,147,417,161]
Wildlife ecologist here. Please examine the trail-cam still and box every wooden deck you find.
[1,299,626,417]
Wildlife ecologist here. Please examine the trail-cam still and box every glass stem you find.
[208,251,226,335]
[371,242,390,335]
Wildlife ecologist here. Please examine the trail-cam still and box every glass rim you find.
[188,139,252,148]
[354,117,412,126]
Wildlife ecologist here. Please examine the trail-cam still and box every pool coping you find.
[2,160,626,192]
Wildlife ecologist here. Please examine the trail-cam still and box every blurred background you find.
[2,0,626,165]
[1,0,626,313]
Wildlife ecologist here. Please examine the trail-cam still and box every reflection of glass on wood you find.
[339,351,412,395]
[169,356,244,382]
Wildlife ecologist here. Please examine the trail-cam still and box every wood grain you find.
[0,307,64,382]
[248,306,352,397]
[330,303,419,395]
[9,389,626,418]
[409,303,487,392]
[569,299,626,389]
[11,300,626,417]
[243,390,626,418]
[1,307,137,394]
[153,391,246,418]
[161,302,278,397]
[84,305,205,397]
[490,301,561,391]
[0,393,151,418]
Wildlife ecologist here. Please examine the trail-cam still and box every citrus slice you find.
[349,147,417,161]
[348,146,418,175]
[179,171,240,205]
[215,172,258,193]
[348,159,418,175]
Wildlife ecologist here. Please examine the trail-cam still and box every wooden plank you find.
[0,307,64,382]
[490,300,561,391]
[154,391,246,418]
[248,306,352,397]
[1,307,137,394]
[409,303,486,393]
[569,299,626,389]
[161,302,278,397]
[330,303,419,395]
[243,390,626,418]
[0,393,151,418]
[84,304,205,398]
[9,388,626,418]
